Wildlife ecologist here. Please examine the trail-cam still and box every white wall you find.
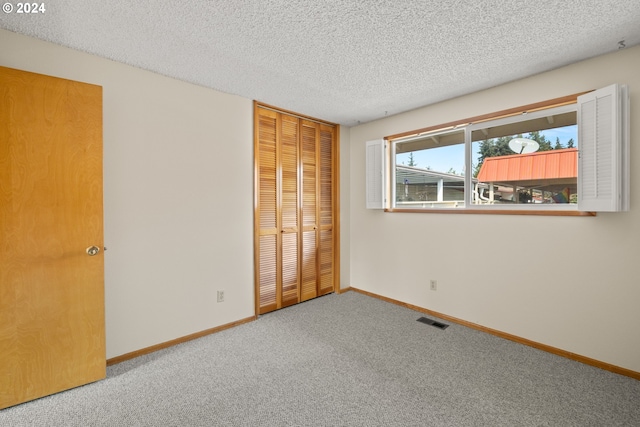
[1,29,255,358]
[349,45,640,373]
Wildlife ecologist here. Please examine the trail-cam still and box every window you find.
[393,127,466,208]
[367,85,629,213]
[468,105,578,207]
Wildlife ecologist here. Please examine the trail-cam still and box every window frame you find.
[389,103,582,214]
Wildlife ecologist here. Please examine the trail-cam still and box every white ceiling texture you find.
[1,1,640,126]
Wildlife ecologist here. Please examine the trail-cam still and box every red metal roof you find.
[477,148,577,183]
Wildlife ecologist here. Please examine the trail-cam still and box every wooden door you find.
[0,66,105,409]
[255,108,301,314]
[300,120,318,302]
[279,114,300,308]
[255,108,279,313]
[318,124,336,296]
[255,104,337,315]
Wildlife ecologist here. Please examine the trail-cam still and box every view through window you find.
[395,128,465,208]
[393,104,578,208]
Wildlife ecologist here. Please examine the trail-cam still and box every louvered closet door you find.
[256,109,279,313]
[318,124,335,296]
[256,109,300,314]
[280,115,300,308]
[255,104,336,315]
[300,120,319,302]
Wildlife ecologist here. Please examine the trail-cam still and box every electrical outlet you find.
[217,290,225,303]
[429,280,437,291]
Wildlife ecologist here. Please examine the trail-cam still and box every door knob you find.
[86,246,101,256]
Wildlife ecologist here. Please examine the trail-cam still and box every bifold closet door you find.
[318,124,336,296]
[300,120,318,302]
[255,108,278,313]
[301,121,336,300]
[279,114,301,307]
[255,104,336,315]
[255,109,300,314]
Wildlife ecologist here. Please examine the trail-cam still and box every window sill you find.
[386,208,596,217]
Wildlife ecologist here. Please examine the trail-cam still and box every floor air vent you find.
[417,317,449,330]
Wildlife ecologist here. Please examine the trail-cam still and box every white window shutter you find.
[366,139,386,209]
[578,84,630,212]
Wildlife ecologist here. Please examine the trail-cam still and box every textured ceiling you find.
[2,1,640,126]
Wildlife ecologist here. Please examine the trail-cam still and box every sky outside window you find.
[396,125,577,174]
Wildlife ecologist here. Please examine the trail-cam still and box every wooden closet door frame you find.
[253,101,340,316]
